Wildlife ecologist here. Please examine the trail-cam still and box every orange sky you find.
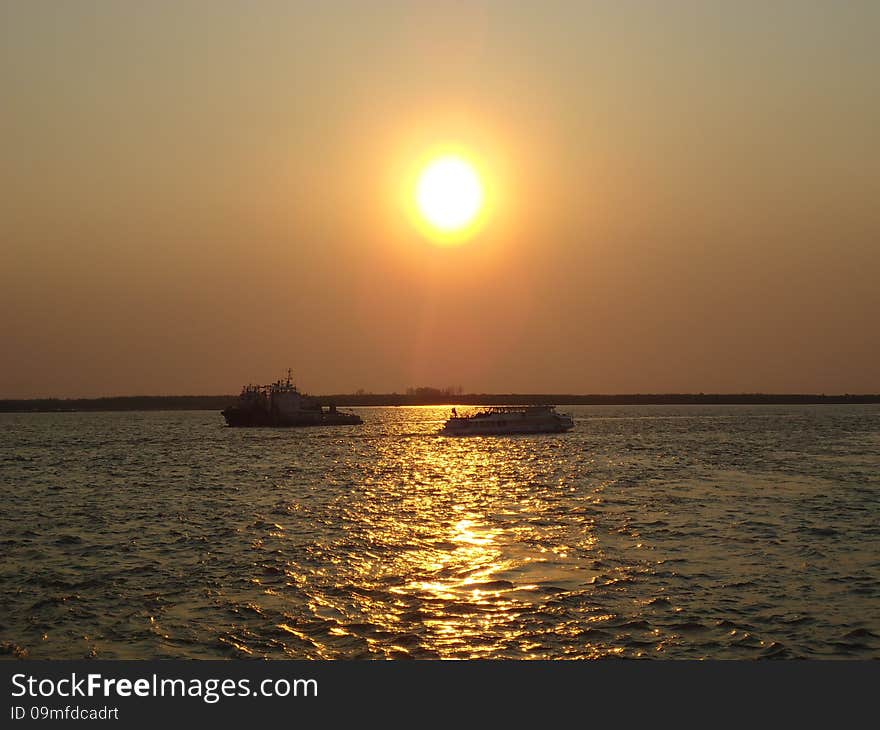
[1,1,878,397]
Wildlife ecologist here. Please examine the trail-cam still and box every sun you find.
[414,155,485,241]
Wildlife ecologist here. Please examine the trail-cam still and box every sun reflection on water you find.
[257,421,609,659]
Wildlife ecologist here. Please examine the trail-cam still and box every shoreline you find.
[2,392,879,413]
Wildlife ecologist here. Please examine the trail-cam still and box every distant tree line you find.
[1,392,878,413]
[319,392,880,407]
[0,396,233,412]
[405,385,464,398]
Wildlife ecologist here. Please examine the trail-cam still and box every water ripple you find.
[1,404,878,659]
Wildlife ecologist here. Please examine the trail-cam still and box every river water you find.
[1,405,878,659]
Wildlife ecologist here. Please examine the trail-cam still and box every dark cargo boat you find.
[221,370,362,427]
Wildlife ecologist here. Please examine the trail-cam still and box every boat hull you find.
[440,414,574,436]
[221,406,362,427]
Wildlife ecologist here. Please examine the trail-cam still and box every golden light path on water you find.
[257,418,617,660]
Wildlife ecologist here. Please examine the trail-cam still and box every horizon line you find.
[2,391,879,402]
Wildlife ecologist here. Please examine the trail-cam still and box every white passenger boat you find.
[439,405,574,436]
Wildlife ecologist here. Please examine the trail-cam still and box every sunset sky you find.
[2,1,878,397]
